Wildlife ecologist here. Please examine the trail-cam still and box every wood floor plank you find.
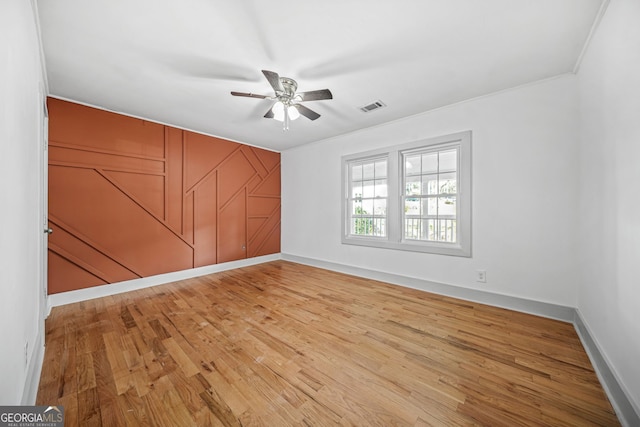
[116,387,151,426]
[37,261,620,426]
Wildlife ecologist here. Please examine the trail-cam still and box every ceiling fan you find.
[231,70,332,131]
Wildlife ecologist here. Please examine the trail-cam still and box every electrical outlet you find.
[476,270,486,283]
[24,341,28,367]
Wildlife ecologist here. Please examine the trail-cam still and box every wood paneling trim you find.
[183,191,195,247]
[250,165,280,196]
[49,146,165,174]
[48,243,112,284]
[248,195,280,217]
[217,188,247,263]
[249,219,281,258]
[241,145,269,178]
[193,172,217,268]
[248,206,280,252]
[96,169,192,248]
[219,186,251,213]
[217,149,259,209]
[183,146,241,195]
[48,160,165,177]
[49,140,166,161]
[49,216,142,278]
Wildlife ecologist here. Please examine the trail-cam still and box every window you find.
[342,131,471,257]
[347,157,388,237]
[403,145,458,243]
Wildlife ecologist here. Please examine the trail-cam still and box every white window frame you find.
[341,131,471,257]
[344,156,389,239]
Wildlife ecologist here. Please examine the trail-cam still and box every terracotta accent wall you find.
[47,98,280,294]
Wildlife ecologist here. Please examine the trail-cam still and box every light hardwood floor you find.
[37,261,620,426]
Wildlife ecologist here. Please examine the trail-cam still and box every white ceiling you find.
[37,0,604,152]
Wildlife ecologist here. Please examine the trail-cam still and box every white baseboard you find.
[281,253,574,322]
[46,254,281,311]
[574,310,639,427]
[21,328,44,405]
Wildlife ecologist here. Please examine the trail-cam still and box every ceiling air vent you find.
[360,100,386,113]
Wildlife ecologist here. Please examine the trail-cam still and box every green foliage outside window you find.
[354,204,374,235]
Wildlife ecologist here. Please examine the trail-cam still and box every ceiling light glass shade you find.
[272,101,285,121]
[288,105,300,120]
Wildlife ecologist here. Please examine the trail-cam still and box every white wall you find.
[283,74,580,307]
[577,0,640,413]
[0,1,47,404]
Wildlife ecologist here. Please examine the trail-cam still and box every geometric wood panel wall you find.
[47,98,280,294]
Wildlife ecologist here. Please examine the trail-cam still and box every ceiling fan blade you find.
[231,91,268,99]
[264,106,275,119]
[262,70,283,93]
[297,89,333,101]
[295,104,321,121]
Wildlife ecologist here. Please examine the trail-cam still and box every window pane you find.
[374,199,387,216]
[352,199,362,215]
[438,196,456,216]
[426,219,437,240]
[352,217,372,235]
[425,197,438,216]
[405,176,421,196]
[351,217,387,237]
[439,149,457,172]
[438,172,456,194]
[404,217,420,239]
[351,164,362,182]
[434,219,457,242]
[362,180,375,198]
[375,161,387,178]
[422,153,438,173]
[439,219,456,242]
[363,162,375,179]
[351,182,363,199]
[374,179,387,197]
[422,175,438,195]
[373,218,386,237]
[405,155,421,176]
[361,199,374,215]
[405,197,420,216]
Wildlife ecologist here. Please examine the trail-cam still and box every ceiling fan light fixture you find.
[272,101,285,122]
[273,102,300,123]
[288,105,300,121]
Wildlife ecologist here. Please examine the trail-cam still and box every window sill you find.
[342,236,471,257]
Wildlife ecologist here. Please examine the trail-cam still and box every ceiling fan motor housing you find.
[279,77,298,102]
